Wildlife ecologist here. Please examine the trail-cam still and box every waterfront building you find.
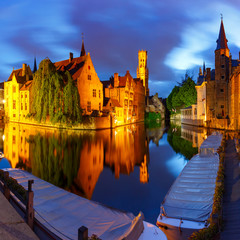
[181,18,240,130]
[55,41,103,115]
[103,70,145,125]
[4,64,33,122]
[102,51,148,125]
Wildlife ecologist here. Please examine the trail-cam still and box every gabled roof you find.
[8,66,33,84]
[216,20,228,50]
[118,71,134,87]
[54,56,87,81]
[111,99,122,107]
[20,80,32,91]
[197,75,205,86]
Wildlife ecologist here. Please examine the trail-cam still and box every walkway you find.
[0,191,39,240]
[221,139,240,240]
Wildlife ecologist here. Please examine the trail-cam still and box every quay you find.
[1,168,166,240]
[0,191,39,240]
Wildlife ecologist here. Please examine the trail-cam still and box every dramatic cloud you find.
[0,0,240,97]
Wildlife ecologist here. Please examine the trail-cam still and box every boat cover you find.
[160,133,222,222]
[5,169,142,240]
[200,132,222,156]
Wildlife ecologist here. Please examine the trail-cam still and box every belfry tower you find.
[137,50,149,96]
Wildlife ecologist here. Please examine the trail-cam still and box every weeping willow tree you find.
[31,58,82,124]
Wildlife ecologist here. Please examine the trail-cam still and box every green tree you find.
[31,59,82,125]
[166,73,197,114]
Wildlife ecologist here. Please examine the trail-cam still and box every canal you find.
[0,121,208,224]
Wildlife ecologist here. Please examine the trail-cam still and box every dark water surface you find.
[0,121,207,224]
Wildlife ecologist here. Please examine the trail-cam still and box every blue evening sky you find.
[1,0,240,98]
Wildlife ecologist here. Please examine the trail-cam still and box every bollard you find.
[26,180,34,229]
[78,226,88,240]
[3,172,10,201]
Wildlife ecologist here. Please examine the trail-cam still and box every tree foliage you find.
[166,73,197,114]
[31,58,82,124]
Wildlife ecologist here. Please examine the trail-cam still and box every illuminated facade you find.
[55,43,103,115]
[4,64,33,122]
[181,19,240,130]
[103,71,145,125]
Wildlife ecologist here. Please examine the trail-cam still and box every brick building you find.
[182,18,240,130]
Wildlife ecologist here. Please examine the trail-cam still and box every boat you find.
[1,168,167,240]
[156,132,222,240]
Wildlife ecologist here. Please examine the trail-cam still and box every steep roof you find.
[20,80,32,91]
[80,39,86,57]
[54,56,86,81]
[8,66,33,84]
[216,20,228,50]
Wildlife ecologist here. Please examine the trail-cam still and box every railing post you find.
[78,226,88,240]
[3,171,10,201]
[26,180,34,229]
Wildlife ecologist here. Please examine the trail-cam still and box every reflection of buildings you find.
[181,124,207,151]
[146,120,165,146]
[4,123,150,199]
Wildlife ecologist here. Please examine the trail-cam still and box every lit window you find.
[99,90,101,98]
[88,75,91,80]
[13,100,16,109]
[21,103,23,110]
[99,103,101,111]
[93,89,96,97]
[25,103,27,110]
[87,101,91,112]
[13,86,16,93]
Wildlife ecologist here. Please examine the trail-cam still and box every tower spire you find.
[80,33,86,57]
[33,56,37,73]
[216,17,228,50]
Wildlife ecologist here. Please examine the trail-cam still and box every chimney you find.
[114,73,119,87]
[22,63,27,76]
[69,52,73,62]
[126,70,130,74]
[206,68,211,82]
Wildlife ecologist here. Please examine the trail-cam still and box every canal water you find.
[0,121,208,224]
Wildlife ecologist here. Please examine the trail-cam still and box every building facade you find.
[4,64,33,122]
[182,19,240,130]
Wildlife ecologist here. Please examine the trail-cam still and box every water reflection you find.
[3,121,207,223]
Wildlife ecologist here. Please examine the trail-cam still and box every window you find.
[194,108,197,115]
[21,103,23,110]
[221,64,224,69]
[93,89,96,97]
[12,135,16,144]
[87,101,91,112]
[124,99,128,107]
[21,94,23,98]
[13,100,16,109]
[99,90,101,98]
[25,102,27,110]
[25,93,27,98]
[13,86,16,93]
[88,75,91,80]
[13,114,16,118]
[221,76,224,80]
[221,105,224,108]
[88,65,90,70]
[129,100,132,106]
[99,103,101,111]
[220,89,224,92]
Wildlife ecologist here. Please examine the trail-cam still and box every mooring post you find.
[78,226,88,240]
[3,171,10,201]
[26,180,34,229]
